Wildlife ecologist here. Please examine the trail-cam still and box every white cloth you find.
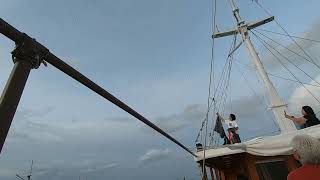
[195,124,320,161]
[225,120,238,129]
[219,114,238,129]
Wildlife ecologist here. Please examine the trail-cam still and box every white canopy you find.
[195,125,320,161]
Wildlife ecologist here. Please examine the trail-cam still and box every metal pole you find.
[0,18,197,157]
[0,60,32,153]
[228,0,296,132]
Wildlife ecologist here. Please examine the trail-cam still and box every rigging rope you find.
[215,36,236,113]
[201,0,217,177]
[253,29,320,71]
[195,38,233,144]
[251,31,320,107]
[234,62,281,131]
[236,61,320,88]
[256,28,320,43]
[208,35,236,146]
[251,30,320,87]
[268,74,320,88]
[253,1,320,70]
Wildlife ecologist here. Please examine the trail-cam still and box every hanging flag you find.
[213,116,226,138]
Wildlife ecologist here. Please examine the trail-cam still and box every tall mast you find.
[214,0,296,133]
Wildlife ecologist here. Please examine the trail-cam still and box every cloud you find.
[14,107,55,122]
[148,104,206,133]
[141,95,275,137]
[25,159,119,179]
[138,149,171,164]
[258,20,320,71]
[81,163,119,173]
[288,74,320,113]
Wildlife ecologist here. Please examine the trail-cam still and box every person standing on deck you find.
[216,112,241,144]
[284,106,320,129]
[287,134,320,180]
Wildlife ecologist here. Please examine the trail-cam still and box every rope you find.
[256,28,320,44]
[235,60,320,88]
[234,62,281,131]
[253,1,320,69]
[208,35,235,146]
[202,0,217,177]
[268,73,320,88]
[251,31,320,106]
[215,36,236,112]
[253,29,320,71]
[251,30,320,87]
[196,40,233,144]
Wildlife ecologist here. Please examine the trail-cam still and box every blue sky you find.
[1,0,320,179]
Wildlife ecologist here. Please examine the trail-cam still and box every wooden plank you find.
[245,155,259,180]
[201,166,208,180]
[210,168,215,180]
[226,174,237,180]
[215,168,220,180]
[219,170,226,180]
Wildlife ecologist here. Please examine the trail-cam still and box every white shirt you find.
[219,115,239,129]
[224,120,238,129]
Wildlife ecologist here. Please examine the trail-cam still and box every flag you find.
[213,116,226,138]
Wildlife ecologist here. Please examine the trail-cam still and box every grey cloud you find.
[151,96,271,134]
[138,148,171,164]
[14,106,55,122]
[81,163,118,173]
[226,95,269,119]
[139,94,276,138]
[257,20,320,71]
[23,159,120,179]
[104,116,134,123]
[288,74,320,113]
[152,104,206,133]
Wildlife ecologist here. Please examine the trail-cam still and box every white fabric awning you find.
[195,125,320,161]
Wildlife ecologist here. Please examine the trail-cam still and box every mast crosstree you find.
[214,0,296,133]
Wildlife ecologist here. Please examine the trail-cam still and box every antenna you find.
[16,174,25,180]
[27,160,33,180]
[16,160,34,180]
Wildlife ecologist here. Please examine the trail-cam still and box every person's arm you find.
[216,112,225,122]
[234,122,239,130]
[284,110,306,125]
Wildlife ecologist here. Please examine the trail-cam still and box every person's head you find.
[301,106,315,116]
[229,114,236,121]
[290,134,320,165]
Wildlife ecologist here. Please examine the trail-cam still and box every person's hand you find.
[284,110,290,119]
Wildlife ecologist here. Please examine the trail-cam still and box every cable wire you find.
[253,29,320,71]
[251,31,320,107]
[253,1,320,69]
[256,28,320,43]
[251,30,320,87]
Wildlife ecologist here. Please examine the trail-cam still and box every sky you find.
[0,0,320,179]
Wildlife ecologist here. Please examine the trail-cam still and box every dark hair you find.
[230,114,236,121]
[302,106,315,116]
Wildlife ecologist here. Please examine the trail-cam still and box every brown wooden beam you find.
[215,168,220,180]
[219,170,226,180]
[210,167,215,180]
[245,155,259,180]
